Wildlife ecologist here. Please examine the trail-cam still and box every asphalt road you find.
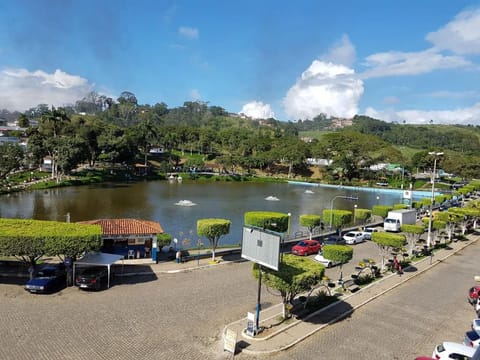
[238,239,480,360]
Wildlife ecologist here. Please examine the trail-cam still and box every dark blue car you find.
[25,264,67,294]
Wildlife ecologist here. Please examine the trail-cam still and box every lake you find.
[0,180,432,246]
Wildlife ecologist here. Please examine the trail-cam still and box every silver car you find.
[343,231,366,245]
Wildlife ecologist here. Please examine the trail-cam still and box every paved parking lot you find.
[0,261,281,360]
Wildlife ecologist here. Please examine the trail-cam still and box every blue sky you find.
[1,0,480,125]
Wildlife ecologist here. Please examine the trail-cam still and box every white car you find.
[314,251,342,268]
[473,319,480,333]
[464,329,480,348]
[343,231,366,245]
[432,342,475,359]
[362,227,379,240]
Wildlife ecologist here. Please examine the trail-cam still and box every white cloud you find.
[240,101,275,119]
[178,26,199,39]
[426,8,480,55]
[0,68,93,111]
[320,34,356,67]
[189,89,201,100]
[283,60,363,120]
[361,48,470,79]
[365,103,480,125]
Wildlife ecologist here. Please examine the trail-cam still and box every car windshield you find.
[296,242,308,247]
[36,269,56,277]
[345,232,355,236]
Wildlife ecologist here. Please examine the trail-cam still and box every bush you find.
[355,274,374,285]
[305,290,338,310]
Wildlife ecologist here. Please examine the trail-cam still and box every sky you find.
[1,0,480,125]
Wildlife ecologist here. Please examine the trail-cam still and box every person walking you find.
[393,255,402,275]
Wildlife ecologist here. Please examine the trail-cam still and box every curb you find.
[115,258,242,277]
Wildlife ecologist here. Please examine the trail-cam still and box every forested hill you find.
[350,115,480,155]
[295,113,480,155]
[2,93,480,179]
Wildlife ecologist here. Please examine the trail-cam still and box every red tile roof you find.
[78,219,163,236]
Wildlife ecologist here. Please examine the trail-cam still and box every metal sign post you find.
[241,226,282,336]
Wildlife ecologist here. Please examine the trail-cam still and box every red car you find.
[468,285,480,305]
[291,240,321,256]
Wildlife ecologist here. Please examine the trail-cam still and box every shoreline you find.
[287,180,438,199]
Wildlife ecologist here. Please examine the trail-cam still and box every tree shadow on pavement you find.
[403,265,417,273]
[113,264,158,285]
[301,299,354,325]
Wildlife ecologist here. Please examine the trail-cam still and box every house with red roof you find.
[78,218,163,262]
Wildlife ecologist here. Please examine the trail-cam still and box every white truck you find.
[383,209,417,232]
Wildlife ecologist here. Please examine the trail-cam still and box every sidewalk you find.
[222,235,480,355]
[113,248,244,276]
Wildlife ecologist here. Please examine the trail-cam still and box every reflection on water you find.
[0,181,429,246]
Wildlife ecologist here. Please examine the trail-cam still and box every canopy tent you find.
[73,252,124,289]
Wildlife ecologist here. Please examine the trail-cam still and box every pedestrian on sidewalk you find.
[176,250,182,264]
[393,255,402,275]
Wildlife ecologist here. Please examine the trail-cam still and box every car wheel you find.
[327,262,332,268]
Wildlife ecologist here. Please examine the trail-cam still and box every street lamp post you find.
[353,204,358,226]
[329,195,359,231]
[426,152,443,248]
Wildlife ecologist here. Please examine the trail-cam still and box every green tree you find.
[435,211,462,242]
[273,137,309,178]
[322,209,352,232]
[372,205,392,219]
[371,232,406,270]
[354,208,372,225]
[130,118,159,165]
[157,233,173,249]
[0,144,24,180]
[322,244,353,282]
[37,107,72,180]
[252,254,324,318]
[400,224,424,254]
[244,211,289,233]
[17,113,30,128]
[299,214,322,240]
[197,218,231,261]
[448,207,480,234]
[0,219,102,278]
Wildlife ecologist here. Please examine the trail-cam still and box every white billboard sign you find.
[241,226,280,271]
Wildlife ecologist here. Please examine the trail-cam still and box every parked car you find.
[25,264,66,294]
[314,251,342,268]
[322,235,346,245]
[362,227,379,240]
[469,285,480,305]
[343,231,366,245]
[75,266,111,290]
[432,341,475,359]
[464,329,480,348]
[473,319,480,333]
[291,240,321,256]
[474,298,480,317]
